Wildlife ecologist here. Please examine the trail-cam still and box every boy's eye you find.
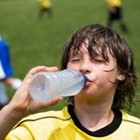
[69,56,82,62]
[71,58,81,62]
[92,58,106,63]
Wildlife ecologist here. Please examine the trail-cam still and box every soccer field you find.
[0,0,140,117]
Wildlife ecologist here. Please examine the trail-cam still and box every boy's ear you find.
[117,74,125,81]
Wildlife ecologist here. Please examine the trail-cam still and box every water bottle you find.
[28,69,87,102]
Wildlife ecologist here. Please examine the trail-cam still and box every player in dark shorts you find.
[38,0,53,18]
[106,0,128,33]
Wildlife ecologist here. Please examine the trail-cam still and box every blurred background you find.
[0,0,140,117]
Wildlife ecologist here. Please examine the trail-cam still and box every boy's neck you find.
[73,99,114,131]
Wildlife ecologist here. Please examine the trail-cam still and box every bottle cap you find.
[82,74,88,85]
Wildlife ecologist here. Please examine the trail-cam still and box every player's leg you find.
[0,82,9,109]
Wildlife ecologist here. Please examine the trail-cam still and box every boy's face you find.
[67,41,124,102]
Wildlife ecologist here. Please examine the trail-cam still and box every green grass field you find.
[0,0,140,117]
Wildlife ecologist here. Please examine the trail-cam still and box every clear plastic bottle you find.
[28,69,87,102]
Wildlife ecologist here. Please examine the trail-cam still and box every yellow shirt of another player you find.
[106,0,121,7]
[39,0,52,8]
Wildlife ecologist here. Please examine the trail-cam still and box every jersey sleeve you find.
[0,38,14,79]
[5,126,33,140]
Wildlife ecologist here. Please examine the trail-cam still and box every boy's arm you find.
[0,66,62,140]
[0,105,23,140]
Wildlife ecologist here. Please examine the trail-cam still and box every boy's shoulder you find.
[122,110,140,122]
[23,106,70,121]
[121,110,140,128]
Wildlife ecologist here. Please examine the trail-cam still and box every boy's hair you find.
[61,24,137,111]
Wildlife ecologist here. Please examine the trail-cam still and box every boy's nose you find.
[79,61,92,74]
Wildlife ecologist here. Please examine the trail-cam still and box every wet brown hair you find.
[61,24,137,111]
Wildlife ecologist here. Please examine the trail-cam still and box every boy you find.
[0,24,140,139]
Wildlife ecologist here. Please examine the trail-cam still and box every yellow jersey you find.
[106,0,122,7]
[39,0,52,8]
[6,105,140,140]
